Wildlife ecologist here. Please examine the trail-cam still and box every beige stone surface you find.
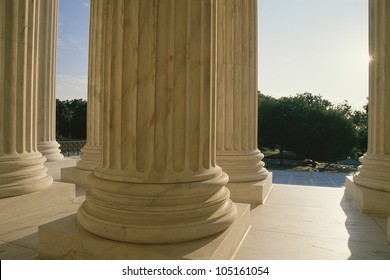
[346,176,390,215]
[61,166,93,188]
[1,158,389,260]
[76,0,103,171]
[0,0,53,198]
[45,157,78,181]
[0,181,75,222]
[0,241,38,260]
[216,0,271,204]
[37,0,63,161]
[77,0,237,244]
[0,163,81,260]
[235,184,390,260]
[348,1,390,211]
[228,172,273,204]
[39,203,249,260]
[0,199,83,261]
[388,217,390,244]
[0,199,81,249]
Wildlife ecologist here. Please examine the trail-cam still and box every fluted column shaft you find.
[77,0,236,244]
[37,0,63,161]
[353,0,390,192]
[216,0,268,183]
[76,0,103,170]
[0,0,53,198]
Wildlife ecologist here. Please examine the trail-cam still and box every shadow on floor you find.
[340,193,390,259]
[0,232,39,260]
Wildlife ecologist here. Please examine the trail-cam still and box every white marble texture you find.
[0,0,53,198]
[76,0,237,245]
[215,0,271,203]
[37,0,63,161]
[346,0,390,215]
[76,0,103,171]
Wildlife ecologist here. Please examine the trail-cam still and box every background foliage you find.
[56,95,368,163]
[258,92,368,163]
[56,99,87,140]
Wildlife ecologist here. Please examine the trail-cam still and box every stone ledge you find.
[228,172,273,204]
[388,217,390,244]
[345,176,390,215]
[61,166,92,188]
[0,181,75,222]
[38,203,250,260]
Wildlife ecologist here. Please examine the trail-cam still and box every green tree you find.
[258,92,358,163]
[350,101,368,156]
[56,99,87,140]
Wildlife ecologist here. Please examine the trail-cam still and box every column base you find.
[61,166,92,188]
[227,172,273,204]
[77,172,237,244]
[0,181,75,222]
[38,141,64,162]
[76,145,101,171]
[0,154,53,198]
[345,176,390,215]
[38,203,250,260]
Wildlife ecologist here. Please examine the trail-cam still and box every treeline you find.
[56,99,87,140]
[258,92,368,163]
[56,95,368,163]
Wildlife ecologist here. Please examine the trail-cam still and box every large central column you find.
[216,0,271,203]
[76,0,103,171]
[37,0,63,161]
[0,0,53,198]
[346,0,390,215]
[77,0,237,244]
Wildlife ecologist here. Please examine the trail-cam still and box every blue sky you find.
[56,0,369,110]
[56,0,90,100]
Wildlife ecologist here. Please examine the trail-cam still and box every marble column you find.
[0,0,53,198]
[77,0,237,244]
[76,0,103,171]
[216,0,271,203]
[346,0,390,215]
[37,0,63,161]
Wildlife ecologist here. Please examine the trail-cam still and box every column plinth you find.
[346,0,390,215]
[37,0,63,161]
[0,0,53,198]
[77,0,237,244]
[216,0,271,203]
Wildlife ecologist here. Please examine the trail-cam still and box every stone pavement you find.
[1,159,389,260]
[270,169,353,188]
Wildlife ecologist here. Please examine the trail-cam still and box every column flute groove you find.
[216,0,270,200]
[78,0,236,244]
[37,0,63,161]
[0,0,53,198]
[353,0,390,192]
[77,0,104,171]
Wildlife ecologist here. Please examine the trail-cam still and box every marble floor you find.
[1,158,389,260]
[271,170,350,188]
